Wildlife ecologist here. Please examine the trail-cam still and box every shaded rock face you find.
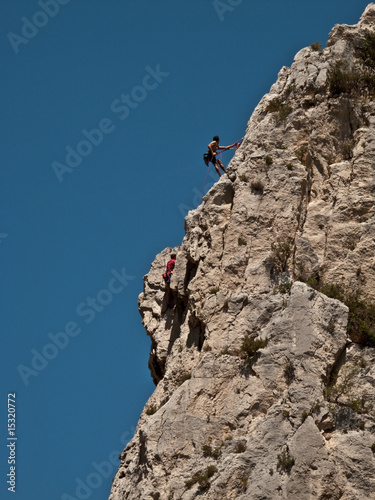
[110,6,375,500]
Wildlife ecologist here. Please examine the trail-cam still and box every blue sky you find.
[1,1,370,499]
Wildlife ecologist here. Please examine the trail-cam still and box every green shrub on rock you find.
[241,335,268,358]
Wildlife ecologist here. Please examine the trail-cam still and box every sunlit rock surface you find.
[109,6,375,499]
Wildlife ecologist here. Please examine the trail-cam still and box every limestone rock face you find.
[109,6,375,500]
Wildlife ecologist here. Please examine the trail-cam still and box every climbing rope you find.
[235,138,243,150]
[218,139,243,155]
[216,139,243,161]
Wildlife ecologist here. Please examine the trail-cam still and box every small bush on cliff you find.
[145,405,158,415]
[241,335,268,358]
[277,448,295,474]
[266,99,282,113]
[311,41,323,52]
[220,347,232,356]
[325,362,373,414]
[266,98,292,121]
[278,104,293,121]
[240,475,248,492]
[295,144,309,165]
[326,363,358,403]
[270,236,293,274]
[250,179,264,193]
[346,293,375,346]
[265,155,273,165]
[306,282,375,347]
[186,465,218,491]
[202,444,222,459]
[234,442,246,453]
[327,319,335,334]
[328,57,375,98]
[359,30,375,70]
[278,282,292,294]
[362,71,375,96]
[310,400,323,413]
[284,359,295,384]
[328,61,361,97]
[177,372,191,386]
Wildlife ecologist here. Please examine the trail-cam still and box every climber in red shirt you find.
[166,255,176,274]
[163,253,176,285]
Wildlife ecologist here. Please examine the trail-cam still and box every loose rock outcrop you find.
[109,6,375,499]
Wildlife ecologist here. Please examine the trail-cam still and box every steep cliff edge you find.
[110,6,375,499]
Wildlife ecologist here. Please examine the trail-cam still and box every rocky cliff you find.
[109,6,375,499]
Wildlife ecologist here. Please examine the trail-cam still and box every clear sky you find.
[1,1,370,499]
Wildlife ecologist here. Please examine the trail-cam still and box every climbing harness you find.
[163,270,173,284]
